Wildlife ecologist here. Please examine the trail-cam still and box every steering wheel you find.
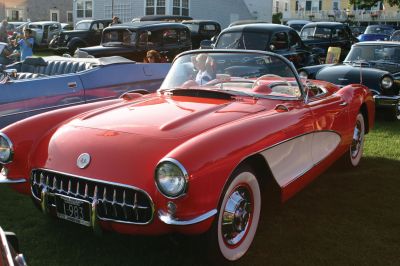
[252,74,291,88]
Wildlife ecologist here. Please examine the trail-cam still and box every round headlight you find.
[155,159,188,198]
[298,70,308,79]
[0,133,13,164]
[381,76,393,89]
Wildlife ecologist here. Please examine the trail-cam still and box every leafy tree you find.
[349,0,400,8]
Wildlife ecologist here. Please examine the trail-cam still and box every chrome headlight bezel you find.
[155,158,188,199]
[0,133,14,164]
[381,76,393,89]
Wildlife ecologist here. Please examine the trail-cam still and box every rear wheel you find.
[343,113,365,167]
[206,165,261,263]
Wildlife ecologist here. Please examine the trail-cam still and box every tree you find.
[349,0,400,8]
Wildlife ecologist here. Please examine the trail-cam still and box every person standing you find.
[13,28,34,60]
[0,20,8,43]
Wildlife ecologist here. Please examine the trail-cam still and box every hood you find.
[80,45,134,56]
[69,94,267,138]
[41,93,269,188]
[61,29,88,36]
[316,64,388,87]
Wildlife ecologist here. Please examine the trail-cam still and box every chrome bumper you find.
[158,209,217,226]
[0,168,26,184]
[373,95,400,107]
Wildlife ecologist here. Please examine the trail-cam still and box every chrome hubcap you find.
[221,186,252,246]
[351,120,363,159]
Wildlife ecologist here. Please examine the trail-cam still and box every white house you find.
[72,0,273,28]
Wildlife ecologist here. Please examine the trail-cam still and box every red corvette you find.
[0,50,374,262]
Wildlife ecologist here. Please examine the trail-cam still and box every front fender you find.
[67,37,87,48]
[299,64,332,79]
[0,99,120,194]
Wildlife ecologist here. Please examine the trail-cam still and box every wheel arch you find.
[236,153,281,204]
[359,102,370,134]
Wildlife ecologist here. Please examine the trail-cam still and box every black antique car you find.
[298,41,400,120]
[300,22,358,62]
[0,226,27,266]
[203,23,320,69]
[80,22,192,62]
[182,20,221,48]
[131,15,193,22]
[49,19,112,54]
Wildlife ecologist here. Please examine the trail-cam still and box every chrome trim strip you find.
[0,227,14,266]
[154,158,189,199]
[30,168,155,225]
[158,209,217,226]
[0,175,26,184]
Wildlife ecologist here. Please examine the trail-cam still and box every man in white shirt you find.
[193,53,213,85]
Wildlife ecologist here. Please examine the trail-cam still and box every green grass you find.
[0,121,399,266]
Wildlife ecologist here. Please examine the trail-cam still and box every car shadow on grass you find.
[0,157,399,266]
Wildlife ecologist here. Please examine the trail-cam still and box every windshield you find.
[102,29,137,46]
[75,21,91,30]
[365,26,394,35]
[345,45,400,64]
[182,23,199,33]
[29,24,43,30]
[290,24,305,32]
[301,27,331,39]
[159,52,301,98]
[215,32,269,50]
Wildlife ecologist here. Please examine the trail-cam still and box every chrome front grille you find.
[31,169,154,224]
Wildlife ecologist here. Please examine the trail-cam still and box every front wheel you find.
[343,113,365,167]
[207,165,261,262]
[386,102,400,121]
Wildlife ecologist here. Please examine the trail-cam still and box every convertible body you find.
[0,50,374,262]
[0,56,170,129]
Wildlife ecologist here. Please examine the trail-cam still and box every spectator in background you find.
[12,28,34,60]
[111,16,121,25]
[0,20,8,43]
[144,50,162,63]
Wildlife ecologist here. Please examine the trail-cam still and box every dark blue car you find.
[358,25,395,42]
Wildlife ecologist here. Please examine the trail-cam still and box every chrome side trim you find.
[158,209,217,226]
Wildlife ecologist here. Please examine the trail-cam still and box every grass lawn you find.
[0,120,399,265]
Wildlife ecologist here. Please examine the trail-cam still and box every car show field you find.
[2,9,400,265]
[0,119,399,265]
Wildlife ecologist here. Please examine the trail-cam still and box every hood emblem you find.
[77,153,91,169]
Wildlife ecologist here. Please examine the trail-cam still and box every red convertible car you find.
[0,50,374,262]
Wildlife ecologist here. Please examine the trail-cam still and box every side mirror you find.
[200,39,213,49]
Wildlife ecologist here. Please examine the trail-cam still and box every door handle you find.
[68,82,77,88]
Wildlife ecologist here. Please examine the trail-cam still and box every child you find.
[14,28,34,61]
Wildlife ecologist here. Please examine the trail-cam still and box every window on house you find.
[275,1,279,13]
[67,11,73,23]
[76,0,92,18]
[172,0,189,16]
[11,10,19,21]
[145,0,165,15]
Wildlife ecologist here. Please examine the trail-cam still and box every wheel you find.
[207,165,261,263]
[343,113,365,167]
